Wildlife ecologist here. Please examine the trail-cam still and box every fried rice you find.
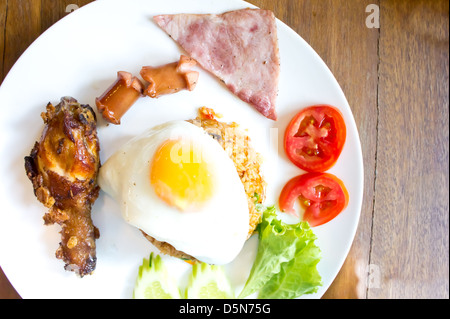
[141,107,266,261]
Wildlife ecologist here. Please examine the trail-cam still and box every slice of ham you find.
[154,8,280,120]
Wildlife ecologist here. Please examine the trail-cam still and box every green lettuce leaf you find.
[238,206,322,299]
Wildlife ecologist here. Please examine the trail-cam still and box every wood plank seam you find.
[366,0,381,299]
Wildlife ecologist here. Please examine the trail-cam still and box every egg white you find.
[98,120,249,265]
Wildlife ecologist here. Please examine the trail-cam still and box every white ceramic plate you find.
[0,0,363,299]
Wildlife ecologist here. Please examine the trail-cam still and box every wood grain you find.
[1,0,449,299]
[2,0,41,77]
[370,0,449,299]
[0,0,6,80]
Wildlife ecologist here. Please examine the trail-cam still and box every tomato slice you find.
[279,172,349,227]
[284,105,346,172]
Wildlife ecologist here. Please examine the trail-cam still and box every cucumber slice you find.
[185,262,234,299]
[133,253,181,299]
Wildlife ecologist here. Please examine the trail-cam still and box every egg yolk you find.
[150,139,213,211]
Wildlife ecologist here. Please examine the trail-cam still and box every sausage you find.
[96,56,199,125]
[140,55,199,98]
[95,71,144,125]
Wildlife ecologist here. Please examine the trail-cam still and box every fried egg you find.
[98,120,249,264]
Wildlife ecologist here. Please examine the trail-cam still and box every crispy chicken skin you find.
[24,97,101,277]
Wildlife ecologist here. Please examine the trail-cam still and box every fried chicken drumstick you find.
[25,97,101,277]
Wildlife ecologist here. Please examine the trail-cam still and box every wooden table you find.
[1,0,448,299]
